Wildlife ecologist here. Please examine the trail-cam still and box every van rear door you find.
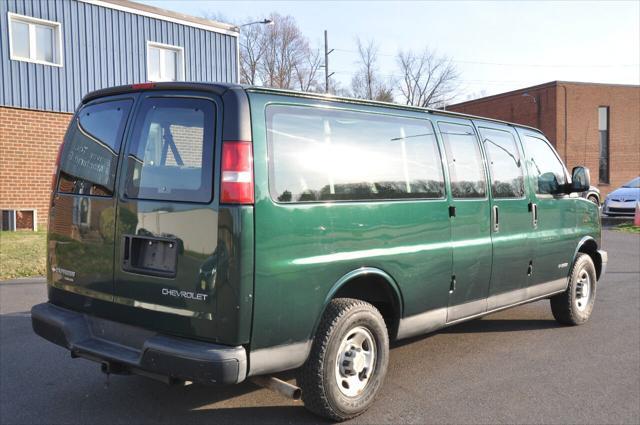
[49,94,136,298]
[112,91,223,340]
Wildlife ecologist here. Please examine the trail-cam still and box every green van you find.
[32,82,607,421]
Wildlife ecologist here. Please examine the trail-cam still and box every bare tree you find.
[294,47,323,92]
[330,80,353,98]
[201,11,232,24]
[396,49,458,108]
[239,21,266,85]
[232,13,321,91]
[259,14,300,88]
[351,38,394,102]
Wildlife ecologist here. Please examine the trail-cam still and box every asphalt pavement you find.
[1,230,638,424]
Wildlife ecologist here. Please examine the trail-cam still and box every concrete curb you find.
[0,277,46,285]
[601,216,634,227]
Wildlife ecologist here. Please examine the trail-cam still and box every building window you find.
[598,106,609,184]
[146,41,184,82]
[8,12,63,66]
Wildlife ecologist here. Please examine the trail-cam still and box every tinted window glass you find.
[598,106,609,184]
[267,105,445,202]
[479,127,525,198]
[523,135,566,195]
[125,97,214,203]
[438,122,486,198]
[58,99,132,196]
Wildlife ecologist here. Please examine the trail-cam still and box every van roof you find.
[245,86,542,133]
[82,82,542,133]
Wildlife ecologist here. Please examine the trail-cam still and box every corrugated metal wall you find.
[0,0,238,113]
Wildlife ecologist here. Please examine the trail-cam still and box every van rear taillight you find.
[221,141,254,205]
[50,141,64,192]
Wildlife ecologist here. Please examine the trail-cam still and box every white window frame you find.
[7,12,63,67]
[146,41,185,82]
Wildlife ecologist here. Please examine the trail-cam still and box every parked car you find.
[32,83,607,421]
[582,185,601,205]
[602,177,640,216]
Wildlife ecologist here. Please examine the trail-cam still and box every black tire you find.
[550,253,597,325]
[587,195,599,205]
[298,298,389,422]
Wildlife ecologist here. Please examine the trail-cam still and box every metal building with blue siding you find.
[0,0,239,113]
[0,0,238,230]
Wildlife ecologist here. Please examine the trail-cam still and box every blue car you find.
[603,177,640,216]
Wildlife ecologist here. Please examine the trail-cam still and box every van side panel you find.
[249,93,453,355]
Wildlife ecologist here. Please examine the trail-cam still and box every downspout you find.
[235,32,240,83]
[561,84,568,164]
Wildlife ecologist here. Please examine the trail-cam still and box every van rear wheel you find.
[550,253,597,325]
[298,298,389,421]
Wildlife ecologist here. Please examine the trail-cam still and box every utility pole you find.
[324,30,334,93]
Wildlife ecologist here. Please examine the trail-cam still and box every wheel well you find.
[578,239,602,279]
[332,274,402,339]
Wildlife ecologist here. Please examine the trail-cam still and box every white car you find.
[603,177,640,216]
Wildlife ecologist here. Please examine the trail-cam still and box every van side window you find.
[58,99,132,196]
[266,105,445,202]
[523,135,567,195]
[124,98,215,203]
[438,122,486,198]
[479,127,525,198]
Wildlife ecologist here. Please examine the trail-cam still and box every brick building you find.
[448,81,639,197]
[0,0,238,230]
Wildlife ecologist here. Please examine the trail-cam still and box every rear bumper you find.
[31,302,247,385]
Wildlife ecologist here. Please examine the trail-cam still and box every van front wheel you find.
[299,298,389,421]
[550,253,597,325]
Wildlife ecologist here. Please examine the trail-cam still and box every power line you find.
[331,48,639,69]
[320,69,565,85]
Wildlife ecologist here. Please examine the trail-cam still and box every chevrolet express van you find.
[32,83,607,421]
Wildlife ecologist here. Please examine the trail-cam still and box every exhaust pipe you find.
[251,376,302,400]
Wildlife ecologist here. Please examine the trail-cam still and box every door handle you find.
[492,205,499,232]
[531,203,538,228]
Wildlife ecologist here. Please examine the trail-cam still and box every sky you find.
[142,0,640,103]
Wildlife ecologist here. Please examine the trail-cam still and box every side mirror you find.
[570,166,590,193]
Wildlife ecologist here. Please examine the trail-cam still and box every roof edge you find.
[450,80,640,108]
[78,0,239,36]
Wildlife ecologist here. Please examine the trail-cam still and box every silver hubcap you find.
[575,269,591,312]
[335,326,376,397]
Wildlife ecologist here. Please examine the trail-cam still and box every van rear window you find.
[266,105,445,203]
[58,99,132,196]
[124,97,215,203]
